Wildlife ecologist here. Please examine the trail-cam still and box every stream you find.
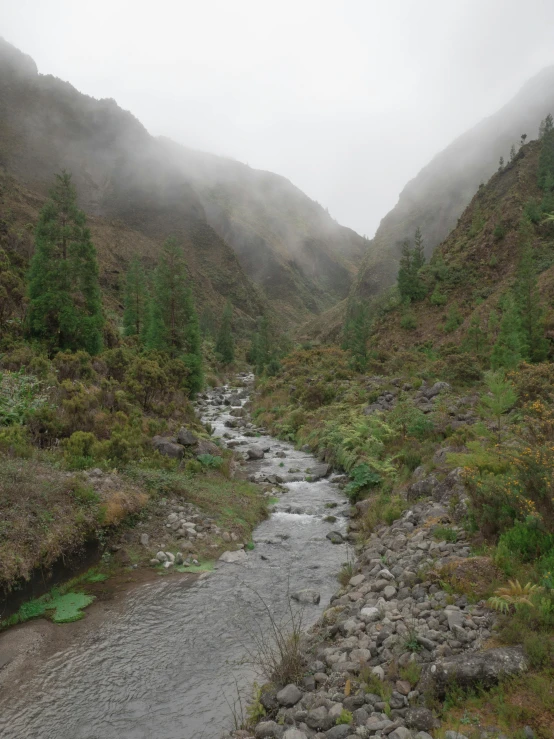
[0,378,350,739]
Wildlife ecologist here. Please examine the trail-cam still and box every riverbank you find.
[0,377,352,738]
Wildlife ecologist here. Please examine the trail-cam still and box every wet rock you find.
[219,550,248,564]
[291,588,321,605]
[277,684,303,707]
[247,447,265,460]
[176,427,197,446]
[326,531,344,544]
[307,463,330,480]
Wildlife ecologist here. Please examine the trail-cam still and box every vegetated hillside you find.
[352,65,554,302]
[372,137,554,350]
[0,38,365,326]
[158,140,367,321]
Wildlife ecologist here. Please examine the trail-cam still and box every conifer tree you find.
[514,239,548,363]
[215,300,235,364]
[28,171,103,354]
[509,144,517,163]
[462,315,487,358]
[490,297,524,370]
[343,300,370,371]
[397,228,427,302]
[123,256,148,338]
[538,114,554,190]
[146,237,203,392]
[498,156,504,171]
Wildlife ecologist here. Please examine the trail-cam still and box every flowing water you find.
[0,378,349,739]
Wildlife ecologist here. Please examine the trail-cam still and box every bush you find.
[345,463,381,502]
[430,286,448,306]
[63,430,98,469]
[0,369,50,426]
[400,312,417,331]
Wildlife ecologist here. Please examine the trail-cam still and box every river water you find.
[0,379,349,739]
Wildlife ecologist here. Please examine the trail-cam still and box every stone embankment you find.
[235,492,527,739]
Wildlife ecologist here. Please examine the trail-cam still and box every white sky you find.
[4,0,554,237]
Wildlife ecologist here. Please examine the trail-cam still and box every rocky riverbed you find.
[0,376,354,739]
[236,483,530,739]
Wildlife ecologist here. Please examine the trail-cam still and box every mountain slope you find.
[0,37,365,326]
[371,138,554,350]
[352,66,554,301]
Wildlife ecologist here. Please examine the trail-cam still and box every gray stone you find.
[383,585,397,600]
[404,707,438,732]
[219,550,248,564]
[307,463,330,481]
[247,447,265,460]
[423,381,451,399]
[444,733,468,739]
[196,439,222,457]
[175,552,184,565]
[324,726,351,739]
[360,606,380,623]
[326,531,344,544]
[276,684,303,707]
[422,646,528,697]
[523,727,535,739]
[306,705,332,731]
[388,729,412,739]
[176,427,198,446]
[156,551,167,562]
[349,574,365,587]
[291,588,321,605]
[414,734,433,739]
[152,436,184,459]
[139,533,149,547]
[283,730,308,739]
[255,721,283,738]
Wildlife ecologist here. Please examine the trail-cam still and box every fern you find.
[487,580,543,612]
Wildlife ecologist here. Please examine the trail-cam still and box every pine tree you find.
[146,237,203,392]
[123,256,148,338]
[412,227,425,271]
[498,156,504,171]
[509,144,517,163]
[490,297,524,370]
[397,229,426,302]
[28,171,103,354]
[514,238,548,363]
[344,301,370,371]
[215,300,235,364]
[538,118,554,190]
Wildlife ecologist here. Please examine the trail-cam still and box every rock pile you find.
[237,498,525,739]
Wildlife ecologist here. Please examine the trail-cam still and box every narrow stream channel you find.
[0,378,350,739]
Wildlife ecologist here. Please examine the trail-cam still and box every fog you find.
[4,0,554,237]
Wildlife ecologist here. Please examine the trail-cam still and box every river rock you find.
[326,531,344,544]
[324,726,351,739]
[307,463,330,480]
[196,439,221,456]
[405,707,438,731]
[255,721,283,738]
[291,588,321,605]
[276,684,303,707]
[176,427,197,445]
[156,551,167,562]
[247,447,265,460]
[283,730,308,739]
[219,550,248,564]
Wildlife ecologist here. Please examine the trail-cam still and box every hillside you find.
[352,65,554,302]
[370,136,554,351]
[0,37,365,326]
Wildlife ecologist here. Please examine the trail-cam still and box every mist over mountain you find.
[352,65,554,301]
[0,37,366,326]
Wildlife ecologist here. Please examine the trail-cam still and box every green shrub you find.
[185,460,203,474]
[63,430,98,469]
[336,709,353,725]
[345,463,381,502]
[430,286,448,306]
[0,424,32,456]
[197,453,223,468]
[400,312,417,331]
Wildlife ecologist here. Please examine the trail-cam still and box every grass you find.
[433,525,458,543]
[437,672,554,739]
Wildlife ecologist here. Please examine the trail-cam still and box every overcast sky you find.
[4,0,554,237]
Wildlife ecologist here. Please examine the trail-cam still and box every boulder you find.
[283,730,308,739]
[247,447,265,460]
[219,550,248,564]
[422,646,528,697]
[423,381,451,399]
[324,726,351,739]
[176,427,198,446]
[326,531,344,544]
[291,588,321,605]
[405,707,439,732]
[152,436,184,459]
[276,684,303,707]
[255,721,283,738]
[196,439,221,457]
[307,463,330,480]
